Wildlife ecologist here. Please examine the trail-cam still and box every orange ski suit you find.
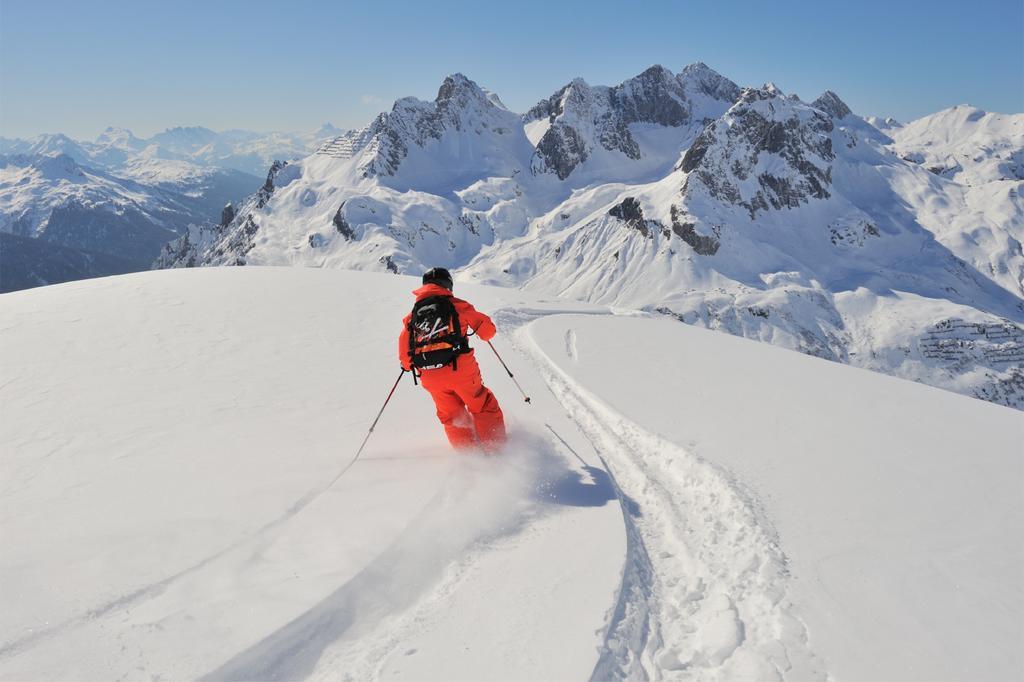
[398,284,507,449]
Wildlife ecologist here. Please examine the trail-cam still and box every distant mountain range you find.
[155,64,1024,409]
[0,124,345,177]
[0,125,343,291]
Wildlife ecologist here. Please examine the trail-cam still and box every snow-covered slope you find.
[153,66,1024,410]
[0,268,624,681]
[880,106,1024,306]
[888,105,1024,185]
[2,267,1021,681]
[526,311,1024,681]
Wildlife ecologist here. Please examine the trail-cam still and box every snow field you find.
[526,312,1024,681]
[0,268,624,681]
[2,267,1021,681]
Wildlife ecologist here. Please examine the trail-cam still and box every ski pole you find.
[486,340,531,403]
[354,369,407,459]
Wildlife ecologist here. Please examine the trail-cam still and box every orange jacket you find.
[399,284,496,371]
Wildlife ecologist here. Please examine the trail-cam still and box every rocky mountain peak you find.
[95,127,145,152]
[680,90,834,217]
[436,73,490,108]
[678,62,741,102]
[32,153,84,177]
[812,90,853,119]
[739,83,785,103]
[609,65,689,128]
[635,64,674,84]
[315,73,526,179]
[529,65,741,181]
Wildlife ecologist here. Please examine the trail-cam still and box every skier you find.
[399,267,507,450]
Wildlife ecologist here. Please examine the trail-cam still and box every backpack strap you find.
[407,313,416,369]
[450,302,463,371]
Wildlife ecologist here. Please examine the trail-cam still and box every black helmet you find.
[422,267,453,290]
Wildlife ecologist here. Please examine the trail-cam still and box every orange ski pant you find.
[418,352,506,449]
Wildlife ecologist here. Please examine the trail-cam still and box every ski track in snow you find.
[496,308,829,681]
[565,327,580,362]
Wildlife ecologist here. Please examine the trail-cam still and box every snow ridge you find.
[315,74,529,181]
[527,64,740,180]
[888,105,1024,184]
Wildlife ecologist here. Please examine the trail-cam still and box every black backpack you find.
[408,295,469,370]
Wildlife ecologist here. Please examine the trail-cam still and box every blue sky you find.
[1,0,1021,139]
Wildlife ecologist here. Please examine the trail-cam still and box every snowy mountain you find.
[0,152,258,291]
[864,114,902,132]
[526,63,740,182]
[0,133,97,166]
[0,124,343,177]
[1,267,1020,680]
[0,123,347,291]
[155,64,1024,409]
[1,153,189,261]
[477,85,1024,409]
[145,124,344,176]
[886,104,1024,184]
[157,74,538,273]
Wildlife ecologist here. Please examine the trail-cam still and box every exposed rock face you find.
[918,318,1024,406]
[153,222,220,269]
[220,202,235,227]
[679,61,743,103]
[156,160,294,268]
[829,218,879,247]
[524,82,570,124]
[527,63,741,180]
[606,197,720,254]
[681,86,834,218]
[610,65,690,128]
[811,91,853,120]
[535,122,589,180]
[256,161,288,208]
[333,202,355,240]
[669,205,720,255]
[216,215,259,265]
[608,197,655,238]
